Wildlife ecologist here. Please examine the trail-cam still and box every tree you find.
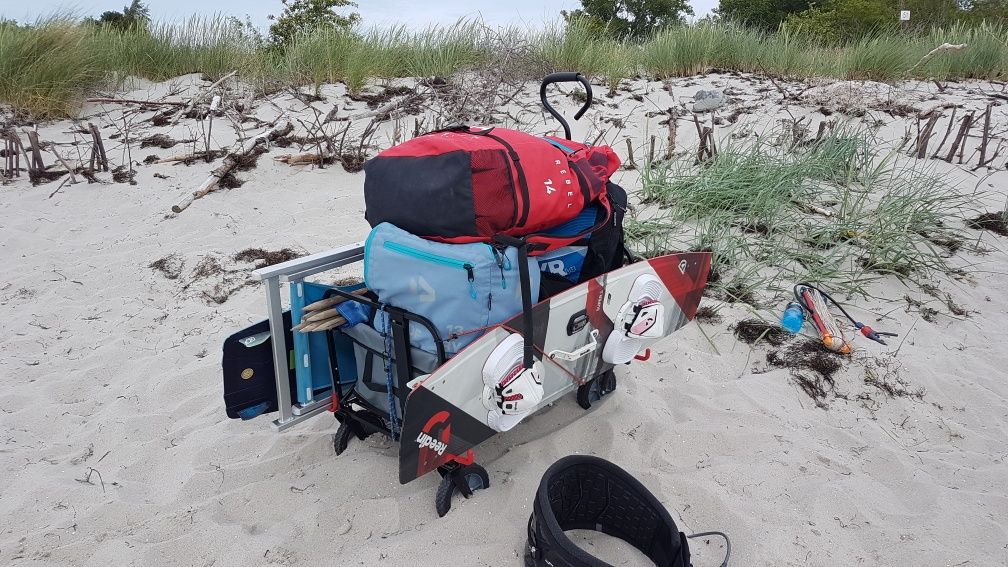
[782,0,999,41]
[268,0,360,45]
[967,0,1008,22]
[785,0,893,41]
[86,0,151,30]
[715,0,811,31]
[562,0,695,39]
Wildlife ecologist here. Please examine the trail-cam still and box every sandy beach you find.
[2,72,1007,566]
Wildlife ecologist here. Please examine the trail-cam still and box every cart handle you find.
[540,72,592,140]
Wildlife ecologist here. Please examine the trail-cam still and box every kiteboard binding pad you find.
[398,252,711,485]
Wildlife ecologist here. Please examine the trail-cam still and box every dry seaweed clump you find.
[149,254,184,279]
[766,338,848,409]
[233,248,303,267]
[766,339,845,379]
[694,305,722,324]
[734,318,790,346]
[190,255,225,280]
[966,212,1008,237]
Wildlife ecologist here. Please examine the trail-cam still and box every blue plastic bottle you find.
[781,301,805,334]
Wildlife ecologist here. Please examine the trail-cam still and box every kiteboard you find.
[398,252,711,484]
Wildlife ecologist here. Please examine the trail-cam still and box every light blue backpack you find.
[364,223,540,356]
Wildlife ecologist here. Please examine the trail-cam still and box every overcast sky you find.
[2,1,720,28]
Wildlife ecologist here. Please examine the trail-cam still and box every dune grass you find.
[0,21,100,118]
[629,124,972,303]
[0,16,1006,118]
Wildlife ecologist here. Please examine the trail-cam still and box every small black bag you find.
[538,182,631,300]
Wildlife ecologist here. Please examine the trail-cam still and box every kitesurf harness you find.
[525,455,730,567]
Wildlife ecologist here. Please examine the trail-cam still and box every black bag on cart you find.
[537,182,630,300]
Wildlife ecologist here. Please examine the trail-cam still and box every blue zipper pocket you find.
[384,241,477,299]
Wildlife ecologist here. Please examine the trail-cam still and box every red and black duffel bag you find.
[363,126,621,253]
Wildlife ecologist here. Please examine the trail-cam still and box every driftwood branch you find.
[85,97,186,106]
[666,108,677,159]
[624,138,636,169]
[348,93,422,121]
[274,152,323,165]
[907,43,967,74]
[172,70,237,125]
[913,113,941,159]
[2,131,21,177]
[89,123,109,172]
[931,107,957,159]
[946,112,974,163]
[49,146,77,184]
[24,130,45,172]
[978,104,993,167]
[171,121,292,214]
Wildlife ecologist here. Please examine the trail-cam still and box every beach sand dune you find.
[1,73,1006,566]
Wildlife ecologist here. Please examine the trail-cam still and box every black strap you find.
[494,234,535,369]
[480,131,532,228]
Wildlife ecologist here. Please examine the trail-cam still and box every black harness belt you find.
[525,455,729,567]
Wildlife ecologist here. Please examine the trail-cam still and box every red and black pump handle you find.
[540,72,592,140]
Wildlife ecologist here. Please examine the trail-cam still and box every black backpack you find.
[538,182,632,300]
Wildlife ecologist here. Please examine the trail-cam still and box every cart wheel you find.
[333,420,353,456]
[435,463,490,517]
[577,370,617,410]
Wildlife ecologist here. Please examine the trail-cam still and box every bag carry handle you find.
[540,72,592,140]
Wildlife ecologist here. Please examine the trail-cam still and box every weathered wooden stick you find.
[89,123,108,171]
[978,104,992,167]
[649,135,656,164]
[274,152,323,165]
[945,113,974,163]
[86,97,186,106]
[25,130,45,172]
[49,146,77,184]
[154,154,197,164]
[697,127,713,163]
[172,122,292,213]
[173,162,237,213]
[917,102,956,119]
[931,106,957,158]
[979,139,1003,168]
[907,42,967,73]
[915,113,940,159]
[173,70,237,125]
[693,114,704,139]
[666,109,677,159]
[3,132,22,177]
[349,93,422,121]
[624,138,636,169]
[958,114,975,164]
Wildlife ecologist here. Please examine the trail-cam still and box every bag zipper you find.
[489,245,511,290]
[383,240,477,299]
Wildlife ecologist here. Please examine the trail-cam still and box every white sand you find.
[1,73,1007,566]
